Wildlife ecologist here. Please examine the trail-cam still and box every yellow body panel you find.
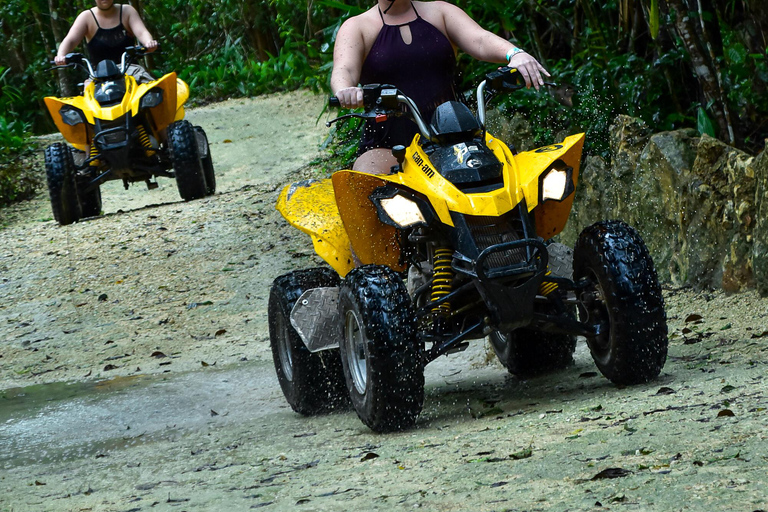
[44,72,187,146]
[332,172,405,273]
[276,131,585,275]
[276,179,356,277]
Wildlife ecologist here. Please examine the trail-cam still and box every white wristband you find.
[506,47,525,61]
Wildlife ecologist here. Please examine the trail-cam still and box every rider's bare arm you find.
[436,1,549,89]
[55,11,92,65]
[330,17,367,109]
[124,5,158,51]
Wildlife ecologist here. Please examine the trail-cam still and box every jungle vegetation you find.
[0,0,766,205]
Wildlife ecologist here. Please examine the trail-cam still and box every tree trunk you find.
[48,0,76,97]
[664,0,733,143]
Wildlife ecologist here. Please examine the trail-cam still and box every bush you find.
[0,67,40,207]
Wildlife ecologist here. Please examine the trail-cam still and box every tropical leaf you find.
[697,107,716,137]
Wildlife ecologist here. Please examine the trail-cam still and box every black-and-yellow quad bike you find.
[44,46,215,225]
[269,67,668,432]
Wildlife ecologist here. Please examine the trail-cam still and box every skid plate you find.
[290,287,341,352]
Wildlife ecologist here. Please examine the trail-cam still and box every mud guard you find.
[275,178,356,277]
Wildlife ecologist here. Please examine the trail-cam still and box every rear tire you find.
[268,268,347,415]
[194,126,216,195]
[489,305,577,376]
[338,265,423,432]
[168,120,207,201]
[573,220,668,385]
[45,143,80,225]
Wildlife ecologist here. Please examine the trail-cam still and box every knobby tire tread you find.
[573,220,668,385]
[169,120,206,201]
[340,265,423,432]
[268,268,346,415]
[45,143,80,225]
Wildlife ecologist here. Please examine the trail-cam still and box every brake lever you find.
[325,109,399,127]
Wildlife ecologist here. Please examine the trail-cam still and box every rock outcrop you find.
[559,116,763,293]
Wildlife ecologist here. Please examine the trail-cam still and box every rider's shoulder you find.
[120,3,140,17]
[338,8,380,35]
[344,7,380,27]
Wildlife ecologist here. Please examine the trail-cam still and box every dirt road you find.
[1,91,768,511]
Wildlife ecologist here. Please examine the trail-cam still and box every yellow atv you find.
[44,46,215,225]
[269,67,668,432]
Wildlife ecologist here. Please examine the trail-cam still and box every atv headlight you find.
[539,162,574,202]
[380,194,426,228]
[140,89,163,109]
[59,106,85,126]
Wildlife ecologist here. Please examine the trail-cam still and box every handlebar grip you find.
[329,97,341,108]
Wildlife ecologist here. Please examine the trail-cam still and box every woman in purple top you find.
[331,0,549,174]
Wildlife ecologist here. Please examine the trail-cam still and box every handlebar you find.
[326,67,535,141]
[50,44,159,76]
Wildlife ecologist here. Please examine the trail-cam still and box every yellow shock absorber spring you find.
[539,270,559,296]
[430,247,454,314]
[137,125,155,156]
[89,144,100,166]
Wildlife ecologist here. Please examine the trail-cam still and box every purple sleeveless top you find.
[86,5,134,65]
[359,3,456,151]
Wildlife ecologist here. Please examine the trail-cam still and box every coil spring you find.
[89,145,100,166]
[539,271,559,296]
[137,125,155,156]
[430,247,453,314]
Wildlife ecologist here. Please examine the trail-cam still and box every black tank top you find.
[358,3,457,151]
[86,5,134,65]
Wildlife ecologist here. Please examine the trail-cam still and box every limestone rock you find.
[751,144,768,296]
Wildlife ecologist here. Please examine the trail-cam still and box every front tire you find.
[338,265,423,432]
[573,220,668,385]
[268,268,347,415]
[168,120,207,201]
[45,143,80,225]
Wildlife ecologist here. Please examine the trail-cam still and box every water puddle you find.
[0,361,284,469]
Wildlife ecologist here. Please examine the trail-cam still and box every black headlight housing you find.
[59,106,85,126]
[370,185,435,229]
[140,89,163,109]
[538,159,575,203]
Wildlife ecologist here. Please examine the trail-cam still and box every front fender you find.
[276,178,355,277]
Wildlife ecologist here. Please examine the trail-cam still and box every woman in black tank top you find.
[54,1,158,71]
[86,4,134,65]
[331,0,549,173]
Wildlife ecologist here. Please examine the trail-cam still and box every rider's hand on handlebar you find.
[54,55,67,66]
[335,87,364,109]
[144,40,159,52]
[508,52,550,90]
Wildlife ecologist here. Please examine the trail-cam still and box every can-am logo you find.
[535,144,564,153]
[412,152,436,178]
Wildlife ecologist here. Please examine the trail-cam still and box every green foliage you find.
[0,67,39,206]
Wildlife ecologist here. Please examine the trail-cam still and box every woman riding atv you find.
[54,0,158,84]
[331,0,550,174]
